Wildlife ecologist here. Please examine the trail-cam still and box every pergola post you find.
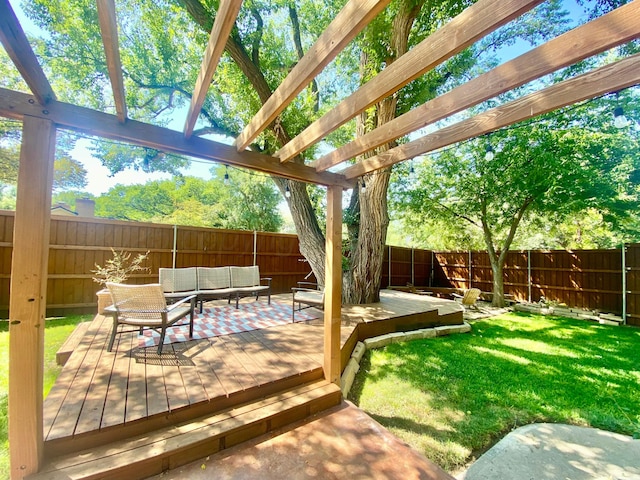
[323,185,342,385]
[9,116,56,478]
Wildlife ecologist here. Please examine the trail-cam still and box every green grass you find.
[0,315,93,478]
[349,312,640,473]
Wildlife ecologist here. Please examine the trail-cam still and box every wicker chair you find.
[104,282,196,354]
[451,288,481,310]
[291,282,325,321]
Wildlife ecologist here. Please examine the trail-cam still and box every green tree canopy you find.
[12,0,629,304]
[95,167,283,231]
[392,91,640,304]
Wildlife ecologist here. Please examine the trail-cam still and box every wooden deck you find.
[42,290,463,460]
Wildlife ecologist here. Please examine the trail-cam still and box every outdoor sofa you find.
[159,266,271,311]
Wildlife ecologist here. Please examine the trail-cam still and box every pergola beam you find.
[184,0,243,139]
[0,88,353,188]
[314,1,640,172]
[342,53,640,179]
[234,0,392,152]
[275,0,544,163]
[96,0,127,123]
[0,0,56,105]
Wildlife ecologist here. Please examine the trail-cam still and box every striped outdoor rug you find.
[138,300,316,348]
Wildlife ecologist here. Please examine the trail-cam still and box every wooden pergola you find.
[1,0,639,476]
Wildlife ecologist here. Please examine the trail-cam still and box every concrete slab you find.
[150,401,454,480]
[458,423,640,480]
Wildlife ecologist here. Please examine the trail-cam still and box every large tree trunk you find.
[183,0,420,303]
[482,197,533,307]
[181,0,328,284]
[343,0,421,303]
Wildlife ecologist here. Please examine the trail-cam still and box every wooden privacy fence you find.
[1,209,639,326]
[0,211,313,316]
[434,248,640,327]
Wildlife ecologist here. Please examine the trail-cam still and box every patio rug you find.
[138,300,316,348]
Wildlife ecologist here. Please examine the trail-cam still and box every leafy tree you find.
[20,0,584,303]
[95,168,283,231]
[53,156,88,191]
[51,190,95,209]
[393,94,640,306]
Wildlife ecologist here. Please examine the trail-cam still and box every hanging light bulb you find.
[223,165,230,185]
[614,106,629,129]
[285,184,291,198]
[484,144,495,161]
[409,162,415,175]
[361,179,367,193]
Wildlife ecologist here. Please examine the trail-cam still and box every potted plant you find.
[92,248,150,313]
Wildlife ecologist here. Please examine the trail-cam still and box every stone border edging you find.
[514,303,623,325]
[340,322,472,397]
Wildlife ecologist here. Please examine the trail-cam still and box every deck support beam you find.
[9,116,56,478]
[324,185,342,386]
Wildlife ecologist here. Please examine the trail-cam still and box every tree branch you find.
[288,4,319,112]
[250,7,263,68]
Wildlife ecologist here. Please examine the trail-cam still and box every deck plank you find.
[101,332,135,428]
[204,340,245,395]
[183,339,228,402]
[217,334,268,383]
[144,347,169,417]
[161,344,190,412]
[124,334,148,423]
[43,291,462,449]
[243,326,320,376]
[173,341,210,406]
[74,331,117,434]
[47,315,111,440]
[209,338,257,391]
[44,317,100,439]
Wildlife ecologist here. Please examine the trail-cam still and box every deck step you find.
[31,379,341,480]
[55,321,91,366]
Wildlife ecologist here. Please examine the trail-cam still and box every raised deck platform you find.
[37,290,463,478]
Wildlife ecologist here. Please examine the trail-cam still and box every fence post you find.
[430,251,434,287]
[528,250,532,303]
[388,245,392,287]
[172,224,177,269]
[411,247,415,286]
[253,230,257,266]
[468,250,472,288]
[622,243,627,325]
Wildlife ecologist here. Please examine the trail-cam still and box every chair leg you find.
[157,327,166,355]
[107,316,119,352]
[189,299,195,338]
[107,325,118,352]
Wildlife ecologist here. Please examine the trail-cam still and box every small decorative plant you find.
[92,248,150,286]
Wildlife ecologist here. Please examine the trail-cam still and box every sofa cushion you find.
[230,265,260,288]
[197,266,231,290]
[159,267,198,293]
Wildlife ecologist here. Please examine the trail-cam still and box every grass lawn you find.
[349,312,640,473]
[0,315,93,478]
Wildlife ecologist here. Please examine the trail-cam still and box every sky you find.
[7,0,594,197]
